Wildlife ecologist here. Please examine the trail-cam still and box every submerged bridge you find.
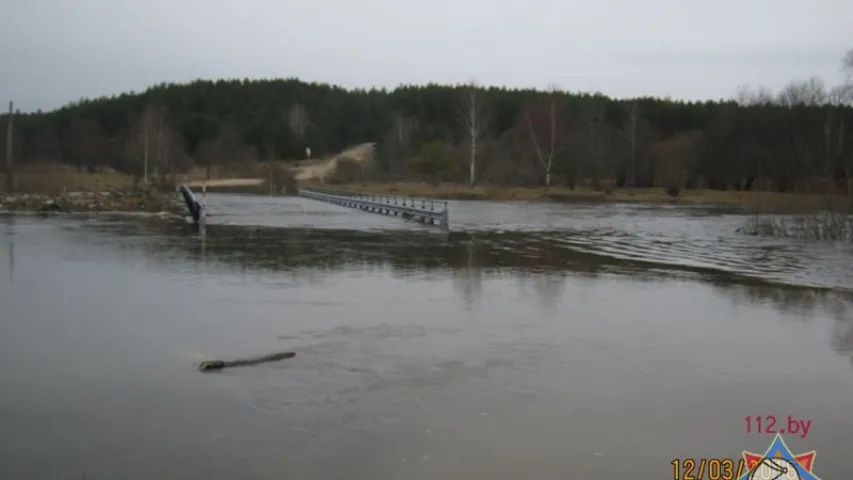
[176,184,450,231]
[298,187,449,230]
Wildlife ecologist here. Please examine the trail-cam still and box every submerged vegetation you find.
[744,195,853,241]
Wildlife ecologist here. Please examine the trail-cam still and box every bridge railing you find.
[304,186,448,213]
[298,186,450,230]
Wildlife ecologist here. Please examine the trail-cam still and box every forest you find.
[2,49,853,194]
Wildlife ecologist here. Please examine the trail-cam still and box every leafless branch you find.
[524,85,564,189]
[734,85,775,106]
[456,81,492,187]
[842,47,853,82]
[777,77,827,107]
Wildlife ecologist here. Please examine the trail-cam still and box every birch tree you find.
[288,103,308,140]
[457,81,491,187]
[524,85,564,189]
[135,104,170,184]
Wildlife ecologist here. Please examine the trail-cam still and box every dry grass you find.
[1,167,136,196]
[3,164,848,215]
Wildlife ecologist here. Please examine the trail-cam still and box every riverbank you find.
[4,168,847,213]
[0,190,185,216]
[307,181,847,211]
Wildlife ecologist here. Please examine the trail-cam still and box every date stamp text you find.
[671,458,747,480]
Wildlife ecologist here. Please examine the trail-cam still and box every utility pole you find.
[5,101,13,193]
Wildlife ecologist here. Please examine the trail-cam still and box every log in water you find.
[198,351,295,372]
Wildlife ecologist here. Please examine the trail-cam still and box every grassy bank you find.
[1,169,135,196]
[0,167,183,215]
[3,167,848,213]
[308,181,844,211]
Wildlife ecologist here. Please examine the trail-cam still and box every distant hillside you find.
[2,68,852,193]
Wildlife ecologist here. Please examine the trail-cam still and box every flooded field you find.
[1,193,852,479]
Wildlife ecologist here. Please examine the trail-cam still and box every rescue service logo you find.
[741,434,822,480]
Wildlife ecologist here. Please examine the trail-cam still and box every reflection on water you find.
[5,216,12,284]
[1,196,852,480]
[77,216,853,366]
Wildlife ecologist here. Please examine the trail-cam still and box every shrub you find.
[327,157,363,184]
[266,163,297,194]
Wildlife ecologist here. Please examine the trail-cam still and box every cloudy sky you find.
[1,0,850,112]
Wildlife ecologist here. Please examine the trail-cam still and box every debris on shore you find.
[0,189,185,216]
[198,351,296,372]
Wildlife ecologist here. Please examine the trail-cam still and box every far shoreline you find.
[298,181,844,212]
[2,166,846,214]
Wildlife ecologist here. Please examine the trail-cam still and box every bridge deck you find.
[298,187,449,230]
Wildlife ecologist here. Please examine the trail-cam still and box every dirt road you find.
[292,142,376,181]
[180,143,377,188]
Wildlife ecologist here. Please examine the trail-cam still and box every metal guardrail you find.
[298,187,449,230]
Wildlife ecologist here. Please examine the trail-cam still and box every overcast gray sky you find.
[1,0,850,112]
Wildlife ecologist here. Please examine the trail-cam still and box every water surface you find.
[1,194,851,479]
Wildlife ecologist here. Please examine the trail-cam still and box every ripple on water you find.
[41,194,853,293]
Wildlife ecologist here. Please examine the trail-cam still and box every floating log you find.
[198,351,295,372]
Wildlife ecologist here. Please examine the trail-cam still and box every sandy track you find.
[184,178,265,188]
[292,143,376,181]
[180,143,377,187]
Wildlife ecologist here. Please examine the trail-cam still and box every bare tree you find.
[825,84,852,178]
[154,119,172,183]
[524,85,565,189]
[622,101,641,187]
[828,84,853,107]
[392,111,418,145]
[288,103,309,140]
[777,77,827,107]
[651,131,700,192]
[842,47,853,83]
[456,81,491,187]
[826,82,853,194]
[734,84,775,105]
[133,104,171,184]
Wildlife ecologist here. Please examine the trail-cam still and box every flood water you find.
[1,193,852,479]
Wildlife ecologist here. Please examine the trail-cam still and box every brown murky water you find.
[1,194,852,479]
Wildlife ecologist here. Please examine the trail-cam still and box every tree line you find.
[2,48,852,193]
